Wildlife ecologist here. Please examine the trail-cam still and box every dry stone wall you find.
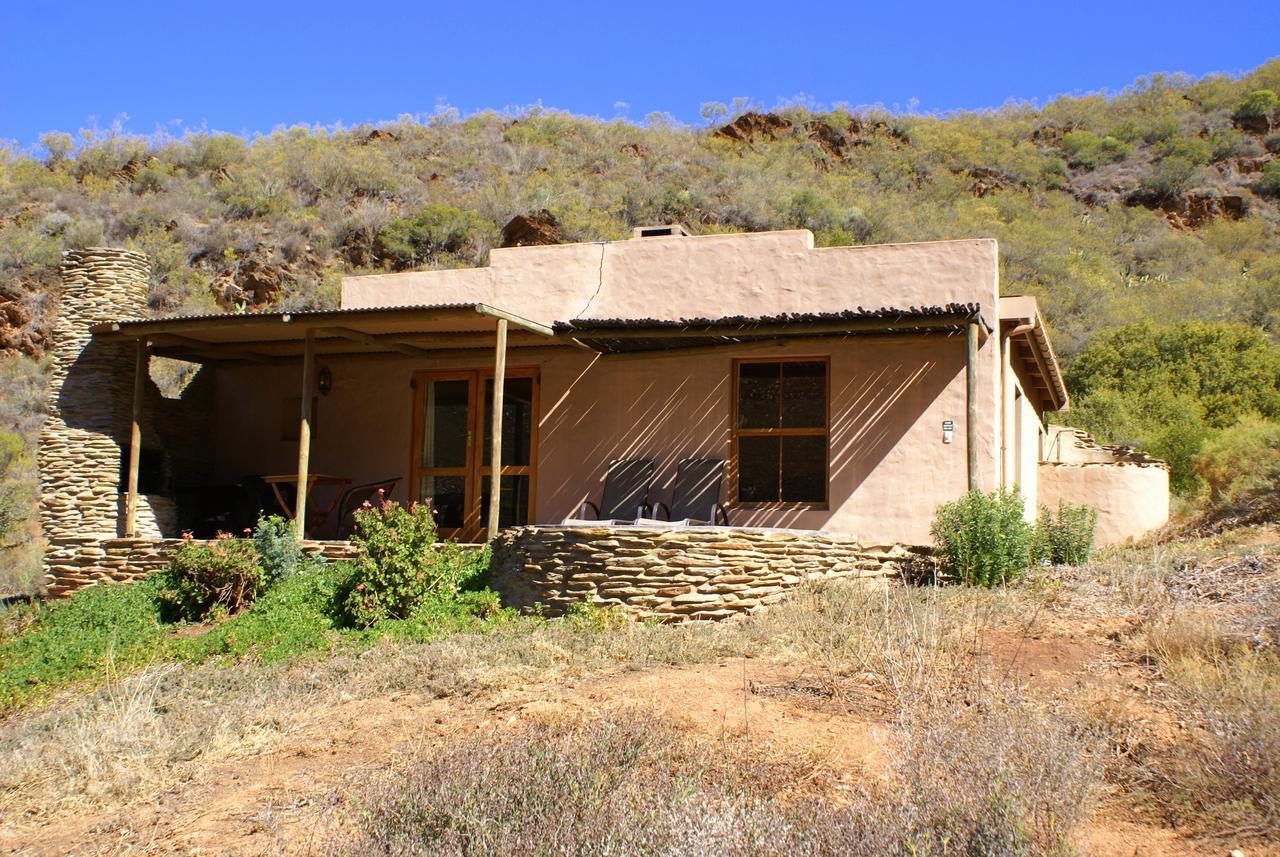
[38,248,150,541]
[491,525,930,622]
[44,538,359,597]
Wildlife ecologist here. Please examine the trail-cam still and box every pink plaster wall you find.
[1038,462,1170,546]
[213,333,977,544]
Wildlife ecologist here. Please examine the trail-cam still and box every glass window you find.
[733,360,828,504]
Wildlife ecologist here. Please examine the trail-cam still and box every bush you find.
[374,205,494,270]
[1033,500,1097,565]
[1234,88,1279,122]
[153,535,263,622]
[175,561,353,663]
[341,499,479,627]
[1060,130,1131,169]
[1257,161,1280,197]
[1140,155,1200,198]
[252,514,305,583]
[1194,415,1280,523]
[931,489,1033,587]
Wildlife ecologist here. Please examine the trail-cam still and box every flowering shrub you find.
[341,497,478,627]
[154,533,264,621]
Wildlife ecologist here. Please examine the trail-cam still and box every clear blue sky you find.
[2,0,1277,149]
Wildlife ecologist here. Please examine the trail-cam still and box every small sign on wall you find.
[942,420,954,444]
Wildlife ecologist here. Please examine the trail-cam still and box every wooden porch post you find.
[966,320,979,492]
[124,338,148,537]
[295,329,315,538]
[487,318,508,538]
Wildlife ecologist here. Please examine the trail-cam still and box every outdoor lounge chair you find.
[568,458,656,524]
[646,458,729,526]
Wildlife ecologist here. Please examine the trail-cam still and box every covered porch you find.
[92,302,993,547]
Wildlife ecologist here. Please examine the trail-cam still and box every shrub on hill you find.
[1194,415,1280,525]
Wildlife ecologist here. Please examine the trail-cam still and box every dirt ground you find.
[4,640,1258,856]
[5,529,1280,856]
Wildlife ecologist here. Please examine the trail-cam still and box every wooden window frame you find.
[730,356,831,510]
[408,366,539,542]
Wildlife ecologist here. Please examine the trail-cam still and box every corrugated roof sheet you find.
[554,303,982,332]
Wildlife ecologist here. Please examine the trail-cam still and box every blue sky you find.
[2,0,1277,149]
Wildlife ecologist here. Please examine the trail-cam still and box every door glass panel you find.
[482,377,534,467]
[479,474,530,529]
[422,379,469,468]
[420,474,466,529]
[737,435,780,502]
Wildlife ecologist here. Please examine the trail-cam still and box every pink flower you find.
[355,583,365,591]
[243,528,252,536]
[180,531,193,540]
[361,500,373,509]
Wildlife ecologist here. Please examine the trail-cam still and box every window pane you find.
[423,380,469,468]
[781,435,826,503]
[420,474,466,529]
[737,362,780,429]
[781,361,826,428]
[482,377,534,467]
[737,435,780,502]
[479,474,530,529]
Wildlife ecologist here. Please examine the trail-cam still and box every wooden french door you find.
[409,368,538,541]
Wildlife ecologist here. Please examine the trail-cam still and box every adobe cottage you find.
[38,230,1169,615]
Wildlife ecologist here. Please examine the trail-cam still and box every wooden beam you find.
[151,333,273,363]
[966,320,979,492]
[124,339,148,537]
[476,304,556,337]
[569,314,974,343]
[294,329,315,538]
[487,318,508,539]
[319,326,435,358]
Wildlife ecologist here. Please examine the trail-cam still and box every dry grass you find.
[336,698,1099,857]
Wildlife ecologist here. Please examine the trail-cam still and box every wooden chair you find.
[570,458,656,523]
[649,458,729,526]
[333,477,402,538]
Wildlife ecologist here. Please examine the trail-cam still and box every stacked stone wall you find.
[38,248,150,543]
[44,538,359,597]
[491,525,930,622]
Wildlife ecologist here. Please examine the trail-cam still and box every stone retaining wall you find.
[491,525,929,622]
[44,538,359,597]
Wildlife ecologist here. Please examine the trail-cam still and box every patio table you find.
[261,473,351,521]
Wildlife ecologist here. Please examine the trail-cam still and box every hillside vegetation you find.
[3,59,1280,588]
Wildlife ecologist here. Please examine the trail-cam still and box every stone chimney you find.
[38,248,150,543]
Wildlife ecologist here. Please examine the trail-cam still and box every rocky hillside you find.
[1,59,1279,363]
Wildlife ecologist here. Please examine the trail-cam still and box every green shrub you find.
[931,489,1033,587]
[1060,130,1131,169]
[1258,161,1280,197]
[1033,500,1097,565]
[0,582,166,708]
[175,561,354,662]
[341,500,477,627]
[374,205,495,270]
[1140,155,1200,198]
[1235,89,1279,121]
[252,514,305,583]
[1194,416,1280,523]
[153,535,263,622]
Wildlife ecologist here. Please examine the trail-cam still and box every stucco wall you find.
[1038,463,1169,546]
[213,331,985,544]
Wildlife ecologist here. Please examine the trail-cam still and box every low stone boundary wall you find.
[490,525,929,622]
[44,538,359,596]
